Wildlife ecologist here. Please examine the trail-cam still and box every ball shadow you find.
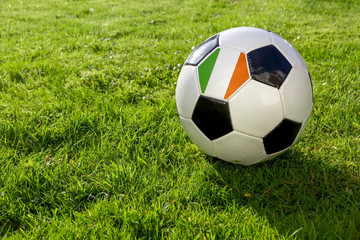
[205,148,359,237]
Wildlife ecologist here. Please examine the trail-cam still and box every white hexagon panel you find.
[280,68,313,123]
[175,65,200,119]
[203,47,249,100]
[229,80,284,138]
[294,107,312,144]
[219,27,272,53]
[212,131,266,165]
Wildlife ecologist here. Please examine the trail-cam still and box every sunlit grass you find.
[0,0,359,239]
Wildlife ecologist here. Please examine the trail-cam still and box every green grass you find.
[0,0,359,239]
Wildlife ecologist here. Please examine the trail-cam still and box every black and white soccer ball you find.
[176,27,313,165]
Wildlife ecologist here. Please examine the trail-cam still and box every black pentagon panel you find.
[192,95,232,140]
[247,45,292,88]
[263,119,302,154]
[185,34,219,66]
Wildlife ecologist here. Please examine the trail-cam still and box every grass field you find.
[0,0,359,239]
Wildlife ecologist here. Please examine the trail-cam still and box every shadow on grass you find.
[207,148,360,238]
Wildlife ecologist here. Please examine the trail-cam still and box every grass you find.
[0,0,359,239]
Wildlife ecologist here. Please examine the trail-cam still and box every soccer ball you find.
[176,27,313,166]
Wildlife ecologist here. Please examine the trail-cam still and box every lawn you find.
[0,0,359,239]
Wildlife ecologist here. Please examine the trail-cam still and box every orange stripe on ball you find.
[224,52,250,99]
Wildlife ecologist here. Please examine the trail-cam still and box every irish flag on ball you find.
[198,47,249,99]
